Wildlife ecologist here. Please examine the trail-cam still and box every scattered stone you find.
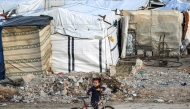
[22,74,35,84]
[1,103,7,106]
[154,99,165,103]
[0,85,18,101]
[124,97,134,102]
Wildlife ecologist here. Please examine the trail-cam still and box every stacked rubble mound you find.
[0,85,18,101]
[1,65,190,104]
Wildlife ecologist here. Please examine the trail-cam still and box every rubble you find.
[0,61,190,104]
[0,85,18,101]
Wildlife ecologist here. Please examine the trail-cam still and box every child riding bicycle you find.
[87,78,105,109]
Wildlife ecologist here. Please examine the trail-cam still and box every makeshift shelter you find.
[2,16,53,76]
[29,7,120,74]
[0,26,5,80]
[0,0,44,14]
[155,0,190,12]
[65,0,149,10]
[0,0,66,16]
[121,10,183,58]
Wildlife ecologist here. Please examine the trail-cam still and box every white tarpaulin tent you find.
[0,0,66,15]
[65,0,149,10]
[0,0,44,14]
[155,0,190,12]
[28,7,119,73]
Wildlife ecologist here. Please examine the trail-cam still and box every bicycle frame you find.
[81,99,89,109]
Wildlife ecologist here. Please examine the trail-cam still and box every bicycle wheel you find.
[101,106,114,109]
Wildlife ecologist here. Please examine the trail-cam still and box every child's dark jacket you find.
[87,86,106,102]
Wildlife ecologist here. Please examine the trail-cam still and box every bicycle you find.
[71,93,114,109]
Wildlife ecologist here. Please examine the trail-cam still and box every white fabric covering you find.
[65,0,149,10]
[155,0,190,12]
[27,7,119,73]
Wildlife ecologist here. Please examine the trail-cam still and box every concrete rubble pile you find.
[0,85,18,102]
[1,59,190,104]
[10,73,122,104]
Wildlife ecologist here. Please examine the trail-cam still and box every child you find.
[87,78,106,109]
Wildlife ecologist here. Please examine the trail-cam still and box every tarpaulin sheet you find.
[0,0,44,14]
[155,0,190,12]
[27,7,119,73]
[65,0,149,10]
[3,16,53,29]
[51,33,118,74]
[0,26,5,80]
[121,10,183,57]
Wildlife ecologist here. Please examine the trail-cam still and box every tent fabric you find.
[2,25,51,76]
[121,10,183,57]
[3,16,53,29]
[155,0,190,12]
[0,0,44,14]
[29,8,105,39]
[51,34,107,73]
[26,7,119,73]
[0,26,5,80]
[65,0,149,10]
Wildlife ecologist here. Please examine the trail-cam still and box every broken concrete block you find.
[154,99,165,103]
[110,66,116,76]
[22,74,35,84]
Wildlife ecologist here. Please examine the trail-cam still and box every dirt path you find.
[1,102,190,109]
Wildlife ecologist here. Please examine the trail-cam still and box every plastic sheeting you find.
[0,26,5,80]
[28,8,119,39]
[51,32,118,74]
[155,0,190,12]
[51,34,106,73]
[65,0,149,10]
[121,10,183,57]
[26,6,119,73]
[3,16,53,29]
[0,0,44,14]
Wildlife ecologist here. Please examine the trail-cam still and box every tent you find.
[28,7,120,73]
[65,0,149,10]
[155,0,190,12]
[121,10,183,58]
[0,26,5,80]
[0,0,66,16]
[0,0,44,14]
[2,16,53,76]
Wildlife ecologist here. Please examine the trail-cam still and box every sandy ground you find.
[1,102,190,109]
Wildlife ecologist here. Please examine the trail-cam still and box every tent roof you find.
[3,15,53,28]
[65,0,149,10]
[155,0,190,12]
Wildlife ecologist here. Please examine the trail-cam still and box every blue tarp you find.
[0,26,5,80]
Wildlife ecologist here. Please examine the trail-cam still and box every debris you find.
[110,66,117,76]
[131,59,143,74]
[154,99,165,103]
[1,103,7,106]
[181,83,187,86]
[22,74,35,84]
[0,85,18,101]
[124,97,134,102]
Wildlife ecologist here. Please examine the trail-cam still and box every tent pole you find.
[44,0,46,11]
